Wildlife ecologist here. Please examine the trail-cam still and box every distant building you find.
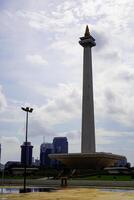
[32,157,34,164]
[53,137,68,154]
[0,144,1,163]
[34,158,40,167]
[0,163,4,171]
[21,142,33,166]
[5,161,21,170]
[40,143,53,168]
[40,137,68,168]
[11,167,38,175]
[115,158,127,167]
[52,137,68,168]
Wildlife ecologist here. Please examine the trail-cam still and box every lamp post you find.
[21,107,33,192]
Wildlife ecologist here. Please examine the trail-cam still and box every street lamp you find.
[21,107,33,192]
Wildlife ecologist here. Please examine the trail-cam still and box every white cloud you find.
[96,129,132,146]
[0,136,20,163]
[26,54,47,65]
[1,136,19,144]
[94,62,134,128]
[29,119,55,138]
[65,130,81,153]
[34,83,81,126]
[16,8,77,31]
[0,86,7,111]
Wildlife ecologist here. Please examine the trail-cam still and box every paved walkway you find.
[1,179,134,188]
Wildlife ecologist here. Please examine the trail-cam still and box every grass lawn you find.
[80,175,132,181]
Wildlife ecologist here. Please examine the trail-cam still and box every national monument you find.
[49,26,126,169]
[80,25,96,153]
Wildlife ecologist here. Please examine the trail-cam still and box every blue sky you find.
[0,0,134,164]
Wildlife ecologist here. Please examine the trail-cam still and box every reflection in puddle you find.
[101,188,134,193]
[0,187,55,194]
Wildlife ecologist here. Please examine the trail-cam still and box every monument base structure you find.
[49,153,126,169]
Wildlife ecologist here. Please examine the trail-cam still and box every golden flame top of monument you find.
[84,25,90,37]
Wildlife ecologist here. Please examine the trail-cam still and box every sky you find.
[0,0,134,164]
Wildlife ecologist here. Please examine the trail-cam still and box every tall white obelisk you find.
[79,26,96,153]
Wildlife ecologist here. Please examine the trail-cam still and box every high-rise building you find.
[40,143,53,167]
[52,137,68,168]
[53,137,68,153]
[21,142,33,166]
